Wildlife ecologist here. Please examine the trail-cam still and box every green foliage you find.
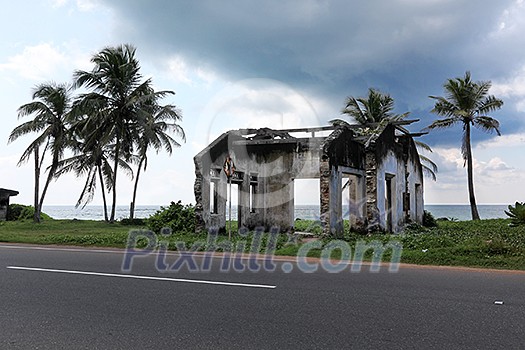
[294,219,323,235]
[7,204,52,221]
[146,201,195,233]
[3,216,525,270]
[505,202,525,227]
[19,206,52,221]
[422,210,438,227]
[120,218,146,226]
[398,219,525,269]
[7,204,26,221]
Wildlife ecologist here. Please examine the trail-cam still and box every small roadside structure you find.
[0,188,19,221]
[194,121,424,236]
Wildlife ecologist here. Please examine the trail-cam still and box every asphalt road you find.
[1,243,524,349]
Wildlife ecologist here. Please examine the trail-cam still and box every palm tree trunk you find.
[109,138,120,223]
[97,165,109,222]
[129,157,145,220]
[38,154,58,216]
[33,148,41,223]
[465,123,480,220]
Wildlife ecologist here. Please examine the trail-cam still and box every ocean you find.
[42,205,162,221]
[42,204,510,221]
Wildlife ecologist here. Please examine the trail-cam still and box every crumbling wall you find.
[402,136,424,224]
[371,125,424,233]
[194,131,324,233]
[194,125,422,236]
[321,127,367,236]
[0,189,18,221]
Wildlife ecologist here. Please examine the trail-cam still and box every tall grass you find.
[1,218,525,270]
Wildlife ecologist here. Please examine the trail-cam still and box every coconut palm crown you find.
[426,71,503,220]
[8,82,73,223]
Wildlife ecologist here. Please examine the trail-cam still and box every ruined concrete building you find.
[0,188,19,221]
[194,121,424,235]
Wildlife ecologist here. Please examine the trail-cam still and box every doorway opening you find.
[293,178,320,231]
[226,182,240,225]
[385,174,395,232]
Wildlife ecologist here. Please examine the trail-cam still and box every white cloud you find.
[425,144,525,204]
[0,43,68,81]
[195,66,218,86]
[162,55,220,87]
[51,0,68,8]
[76,0,98,11]
[193,78,325,146]
[490,0,525,37]
[51,0,99,11]
[492,65,525,100]
[477,132,525,149]
[166,56,192,85]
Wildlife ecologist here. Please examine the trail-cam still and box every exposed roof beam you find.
[236,126,336,136]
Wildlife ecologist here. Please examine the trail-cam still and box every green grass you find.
[396,219,525,269]
[0,219,138,247]
[1,218,525,270]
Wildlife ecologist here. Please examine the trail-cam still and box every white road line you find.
[6,266,277,289]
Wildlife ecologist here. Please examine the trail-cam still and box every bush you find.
[120,218,146,226]
[505,202,525,227]
[146,201,195,233]
[7,204,52,221]
[7,203,26,221]
[423,210,438,227]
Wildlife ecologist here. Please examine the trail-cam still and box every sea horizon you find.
[39,204,510,222]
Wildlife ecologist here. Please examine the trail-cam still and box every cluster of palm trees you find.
[334,71,503,221]
[8,44,185,223]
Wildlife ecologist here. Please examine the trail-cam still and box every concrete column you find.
[329,167,343,237]
[365,150,380,231]
[319,155,330,236]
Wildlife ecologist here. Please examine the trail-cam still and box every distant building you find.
[194,121,424,235]
[0,188,19,221]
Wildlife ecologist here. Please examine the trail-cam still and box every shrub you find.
[120,218,146,226]
[7,203,26,221]
[422,210,438,227]
[505,202,525,227]
[146,201,195,233]
[7,204,52,221]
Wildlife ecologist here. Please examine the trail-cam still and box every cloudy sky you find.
[1,0,525,209]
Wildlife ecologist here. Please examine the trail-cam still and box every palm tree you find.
[8,83,72,223]
[73,44,154,222]
[341,88,408,124]
[334,88,437,180]
[427,71,503,220]
[54,117,115,222]
[129,100,185,220]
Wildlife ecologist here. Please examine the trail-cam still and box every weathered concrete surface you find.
[194,123,424,235]
[0,188,19,221]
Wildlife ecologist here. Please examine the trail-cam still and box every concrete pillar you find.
[365,150,380,231]
[319,155,330,236]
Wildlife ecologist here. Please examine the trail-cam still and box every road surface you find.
[0,244,524,349]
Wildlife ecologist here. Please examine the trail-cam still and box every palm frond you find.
[473,116,501,136]
[477,95,504,114]
[415,140,433,153]
[425,117,460,131]
[419,154,438,173]
[76,168,97,209]
[342,96,368,124]
[422,164,437,181]
[8,120,47,143]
